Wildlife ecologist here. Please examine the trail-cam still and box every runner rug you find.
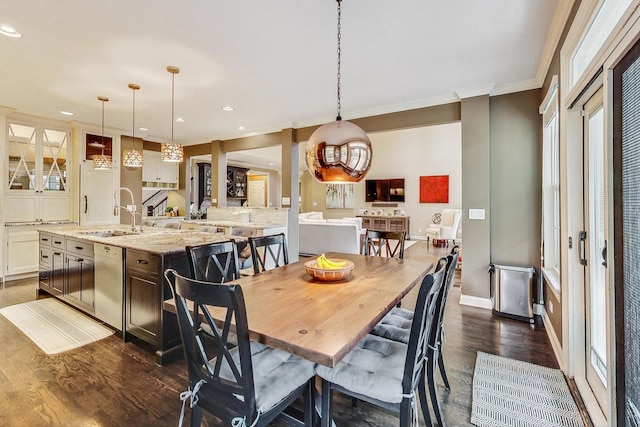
[471,351,584,427]
[0,298,113,355]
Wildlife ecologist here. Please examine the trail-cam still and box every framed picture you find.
[419,175,449,203]
[326,184,354,209]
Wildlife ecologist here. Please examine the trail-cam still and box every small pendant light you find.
[92,96,112,170]
[305,0,372,183]
[161,66,184,162]
[123,83,144,168]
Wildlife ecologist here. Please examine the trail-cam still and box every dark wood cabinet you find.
[227,166,249,202]
[38,234,95,313]
[125,249,162,347]
[124,249,184,364]
[65,255,94,312]
[197,162,212,209]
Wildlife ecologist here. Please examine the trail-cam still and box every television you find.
[365,178,405,202]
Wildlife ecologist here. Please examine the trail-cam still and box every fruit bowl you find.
[304,259,354,282]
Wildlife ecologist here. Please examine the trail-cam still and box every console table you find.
[357,215,410,238]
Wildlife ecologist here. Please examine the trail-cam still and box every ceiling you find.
[2,1,560,156]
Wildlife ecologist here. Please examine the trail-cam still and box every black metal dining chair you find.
[165,269,316,427]
[316,257,448,427]
[370,245,460,426]
[363,230,407,259]
[248,233,289,274]
[185,240,240,283]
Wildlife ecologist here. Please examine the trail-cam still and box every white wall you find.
[302,122,462,239]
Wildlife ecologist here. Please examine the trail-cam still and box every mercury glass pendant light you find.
[161,66,184,162]
[92,96,112,170]
[305,0,372,183]
[123,83,144,168]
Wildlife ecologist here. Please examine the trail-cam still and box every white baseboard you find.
[541,308,565,372]
[459,294,492,309]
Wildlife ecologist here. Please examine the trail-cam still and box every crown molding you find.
[491,78,541,96]
[454,84,496,100]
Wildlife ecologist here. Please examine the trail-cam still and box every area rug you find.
[471,351,584,427]
[0,298,113,355]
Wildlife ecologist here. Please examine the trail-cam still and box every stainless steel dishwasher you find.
[94,243,123,330]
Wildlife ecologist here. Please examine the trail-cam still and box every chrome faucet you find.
[114,187,140,232]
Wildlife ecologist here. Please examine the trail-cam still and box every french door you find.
[582,88,609,417]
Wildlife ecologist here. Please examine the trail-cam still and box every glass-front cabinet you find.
[5,121,70,222]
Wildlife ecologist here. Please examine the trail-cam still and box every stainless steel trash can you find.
[489,264,535,323]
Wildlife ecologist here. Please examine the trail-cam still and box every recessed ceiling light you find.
[268,162,275,166]
[138,127,149,131]
[175,117,185,123]
[237,126,245,130]
[59,111,74,116]
[222,106,234,112]
[0,25,22,38]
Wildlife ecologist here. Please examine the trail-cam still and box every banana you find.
[317,253,346,269]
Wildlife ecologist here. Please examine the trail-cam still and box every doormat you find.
[471,351,584,427]
[0,298,113,355]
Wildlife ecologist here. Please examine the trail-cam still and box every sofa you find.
[298,212,365,256]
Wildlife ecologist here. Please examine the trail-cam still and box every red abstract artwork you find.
[419,175,449,203]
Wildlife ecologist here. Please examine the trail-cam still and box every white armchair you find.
[425,209,462,246]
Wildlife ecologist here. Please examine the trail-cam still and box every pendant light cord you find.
[132,87,136,150]
[336,0,342,121]
[171,71,175,143]
[100,98,106,155]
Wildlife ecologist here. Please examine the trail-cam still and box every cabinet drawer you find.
[66,238,94,258]
[40,247,52,265]
[126,249,160,273]
[40,233,52,247]
[51,235,65,249]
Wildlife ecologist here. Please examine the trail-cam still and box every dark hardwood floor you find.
[0,242,563,427]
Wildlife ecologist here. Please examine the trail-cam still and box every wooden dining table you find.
[164,252,433,367]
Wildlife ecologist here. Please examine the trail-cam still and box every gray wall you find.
[461,95,492,300]
[489,89,542,269]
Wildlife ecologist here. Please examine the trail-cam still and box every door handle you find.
[84,195,88,214]
[602,240,607,268]
[578,231,587,266]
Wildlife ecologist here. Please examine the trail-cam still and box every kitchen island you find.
[36,224,240,365]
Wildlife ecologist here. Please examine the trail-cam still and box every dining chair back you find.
[185,240,240,283]
[231,227,257,271]
[425,245,460,426]
[165,269,316,427]
[363,230,407,259]
[317,256,448,427]
[248,233,289,274]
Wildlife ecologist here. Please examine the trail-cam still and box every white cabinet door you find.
[80,165,118,225]
[5,229,39,275]
[142,151,160,182]
[142,150,178,188]
[4,195,38,222]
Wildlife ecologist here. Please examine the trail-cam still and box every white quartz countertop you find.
[37,225,243,255]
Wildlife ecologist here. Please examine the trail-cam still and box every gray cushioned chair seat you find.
[316,334,408,404]
[370,307,413,344]
[217,341,316,413]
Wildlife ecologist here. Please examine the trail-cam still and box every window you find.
[541,76,560,289]
[571,0,633,87]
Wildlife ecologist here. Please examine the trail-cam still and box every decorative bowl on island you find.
[304,259,354,282]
